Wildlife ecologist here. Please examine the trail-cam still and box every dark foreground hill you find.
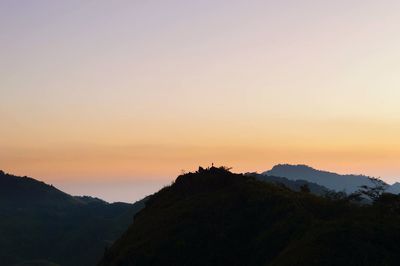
[99,167,400,266]
[0,170,145,266]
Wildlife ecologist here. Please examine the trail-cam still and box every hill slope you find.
[99,167,400,266]
[0,170,145,266]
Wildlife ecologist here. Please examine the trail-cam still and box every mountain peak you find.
[264,164,373,193]
[0,170,74,206]
[100,165,400,266]
[271,164,318,172]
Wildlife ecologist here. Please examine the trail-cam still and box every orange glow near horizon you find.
[2,1,400,202]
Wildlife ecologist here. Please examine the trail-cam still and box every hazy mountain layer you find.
[251,173,330,195]
[387,182,400,194]
[264,164,373,193]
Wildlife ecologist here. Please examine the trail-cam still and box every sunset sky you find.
[2,0,400,202]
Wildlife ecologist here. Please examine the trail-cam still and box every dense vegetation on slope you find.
[100,167,400,266]
[0,170,145,266]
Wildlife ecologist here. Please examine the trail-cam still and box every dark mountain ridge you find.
[99,167,400,266]
[0,171,76,207]
[0,170,145,266]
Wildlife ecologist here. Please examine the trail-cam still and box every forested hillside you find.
[0,171,145,266]
[100,167,400,266]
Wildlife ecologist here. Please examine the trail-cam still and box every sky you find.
[2,0,400,202]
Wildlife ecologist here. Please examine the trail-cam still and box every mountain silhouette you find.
[263,164,378,193]
[0,170,146,266]
[249,172,330,195]
[387,182,400,194]
[99,166,400,266]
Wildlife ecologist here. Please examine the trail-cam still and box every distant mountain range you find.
[247,172,330,196]
[263,164,400,194]
[0,170,145,266]
[387,182,400,194]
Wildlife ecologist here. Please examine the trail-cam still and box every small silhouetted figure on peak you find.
[210,163,220,172]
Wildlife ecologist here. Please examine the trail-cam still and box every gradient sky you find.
[2,1,400,202]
